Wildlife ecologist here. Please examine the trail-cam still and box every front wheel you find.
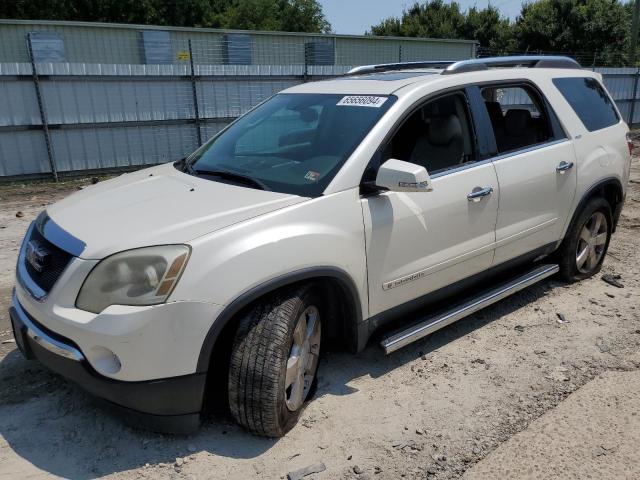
[558,197,612,282]
[228,285,321,437]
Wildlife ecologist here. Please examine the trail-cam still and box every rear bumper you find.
[9,297,205,434]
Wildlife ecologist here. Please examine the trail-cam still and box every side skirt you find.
[381,264,558,354]
[356,242,557,352]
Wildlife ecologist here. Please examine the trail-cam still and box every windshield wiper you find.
[192,168,270,191]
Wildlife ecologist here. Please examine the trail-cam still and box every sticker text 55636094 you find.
[337,96,388,108]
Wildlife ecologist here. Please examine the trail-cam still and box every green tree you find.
[463,5,516,51]
[515,0,629,64]
[368,0,632,65]
[369,0,466,39]
[369,1,513,51]
[0,0,331,33]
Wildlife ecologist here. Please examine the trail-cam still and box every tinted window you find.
[481,85,554,154]
[381,92,476,174]
[188,93,396,196]
[553,77,619,131]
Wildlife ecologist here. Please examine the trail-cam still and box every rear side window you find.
[480,84,555,154]
[553,77,619,131]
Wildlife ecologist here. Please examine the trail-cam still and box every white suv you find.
[10,56,630,436]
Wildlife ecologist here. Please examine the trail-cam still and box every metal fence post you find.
[303,43,309,83]
[188,39,202,147]
[27,33,58,182]
[629,68,640,126]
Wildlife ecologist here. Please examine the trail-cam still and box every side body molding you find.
[196,266,362,372]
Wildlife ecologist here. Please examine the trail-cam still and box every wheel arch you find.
[196,266,363,374]
[565,177,624,239]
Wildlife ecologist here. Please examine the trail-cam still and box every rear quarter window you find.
[552,77,619,132]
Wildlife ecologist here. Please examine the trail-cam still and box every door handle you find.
[467,186,493,202]
[556,161,574,174]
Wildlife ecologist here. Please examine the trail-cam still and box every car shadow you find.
[0,278,557,479]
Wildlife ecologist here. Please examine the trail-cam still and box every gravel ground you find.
[0,142,639,480]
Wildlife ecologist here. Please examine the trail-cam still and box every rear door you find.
[477,82,578,265]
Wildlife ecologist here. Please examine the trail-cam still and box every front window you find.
[186,93,396,196]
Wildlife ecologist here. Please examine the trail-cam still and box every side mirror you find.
[375,159,433,193]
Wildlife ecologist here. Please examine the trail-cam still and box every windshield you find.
[187,93,396,196]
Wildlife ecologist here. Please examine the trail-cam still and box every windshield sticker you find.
[304,170,320,182]
[337,96,388,108]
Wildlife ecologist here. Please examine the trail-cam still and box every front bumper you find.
[10,296,206,433]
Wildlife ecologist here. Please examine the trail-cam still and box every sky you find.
[318,0,523,35]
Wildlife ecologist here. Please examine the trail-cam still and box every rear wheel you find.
[228,285,321,437]
[558,197,612,282]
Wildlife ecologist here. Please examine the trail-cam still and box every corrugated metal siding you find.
[0,20,506,179]
[0,20,476,66]
[49,124,198,171]
[41,79,196,124]
[0,79,41,126]
[0,131,50,176]
[4,65,640,178]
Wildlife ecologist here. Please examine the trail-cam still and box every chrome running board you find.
[380,264,559,354]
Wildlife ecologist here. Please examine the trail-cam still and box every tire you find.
[228,285,322,437]
[558,197,612,282]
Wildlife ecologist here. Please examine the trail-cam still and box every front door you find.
[362,91,500,316]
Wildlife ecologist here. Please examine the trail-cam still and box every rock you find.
[347,455,353,461]
[421,355,427,361]
[471,358,486,364]
[605,292,615,298]
[1,339,15,344]
[514,325,525,332]
[287,463,326,480]
[556,313,569,324]
[472,446,481,455]
[534,349,546,355]
[91,177,100,184]
[353,465,364,475]
[374,466,382,474]
[601,274,624,288]
[596,338,611,353]
[175,458,184,467]
[15,211,24,218]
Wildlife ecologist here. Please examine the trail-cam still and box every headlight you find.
[76,245,190,314]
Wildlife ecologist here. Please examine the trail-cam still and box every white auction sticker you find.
[337,95,388,108]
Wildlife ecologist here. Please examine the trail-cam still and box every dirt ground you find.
[0,141,639,480]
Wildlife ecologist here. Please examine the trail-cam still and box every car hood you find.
[46,163,308,259]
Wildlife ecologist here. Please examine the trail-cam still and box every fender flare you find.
[563,176,624,240]
[196,266,363,372]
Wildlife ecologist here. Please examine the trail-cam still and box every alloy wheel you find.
[285,306,321,411]
[575,211,608,274]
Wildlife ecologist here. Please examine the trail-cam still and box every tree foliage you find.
[369,0,632,63]
[0,0,331,33]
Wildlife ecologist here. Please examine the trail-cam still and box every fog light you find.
[88,346,122,375]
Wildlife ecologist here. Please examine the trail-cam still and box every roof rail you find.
[440,55,581,75]
[347,60,455,75]
[346,55,581,77]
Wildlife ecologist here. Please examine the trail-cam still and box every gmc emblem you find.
[25,240,50,273]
